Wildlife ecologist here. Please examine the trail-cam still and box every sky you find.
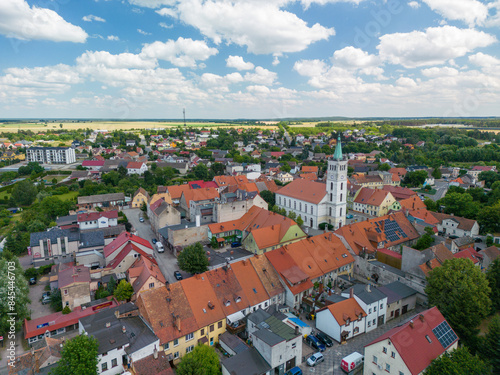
[0,0,500,119]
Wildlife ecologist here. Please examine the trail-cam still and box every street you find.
[297,305,426,375]
[122,207,190,283]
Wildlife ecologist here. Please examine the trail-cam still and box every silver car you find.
[307,352,324,367]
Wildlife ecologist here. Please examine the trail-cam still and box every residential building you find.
[79,303,159,375]
[27,146,76,164]
[431,212,479,237]
[316,297,367,343]
[132,188,150,208]
[104,232,154,272]
[275,137,347,230]
[276,172,293,184]
[341,284,387,332]
[378,281,418,321]
[352,188,397,217]
[208,206,307,254]
[479,246,500,269]
[77,193,125,210]
[9,337,62,374]
[222,348,271,375]
[161,184,191,205]
[212,192,267,224]
[59,264,91,310]
[363,307,458,375]
[128,256,167,300]
[149,199,181,237]
[127,161,148,175]
[179,187,220,220]
[78,211,118,230]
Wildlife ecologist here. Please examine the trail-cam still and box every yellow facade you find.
[132,191,149,208]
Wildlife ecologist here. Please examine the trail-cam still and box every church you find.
[275,136,347,230]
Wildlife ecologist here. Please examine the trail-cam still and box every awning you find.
[198,336,209,345]
[216,238,225,243]
[227,310,245,324]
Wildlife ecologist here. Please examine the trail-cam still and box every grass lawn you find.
[56,191,78,201]
[418,188,437,195]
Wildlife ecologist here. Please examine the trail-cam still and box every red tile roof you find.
[453,247,481,264]
[249,255,285,298]
[382,185,416,201]
[400,196,426,211]
[166,184,191,200]
[321,297,366,325]
[104,232,153,258]
[205,266,251,316]
[107,242,156,270]
[366,307,458,375]
[301,166,319,173]
[231,259,270,306]
[77,210,118,223]
[276,179,326,204]
[129,256,166,293]
[354,187,392,206]
[58,265,91,288]
[82,160,105,167]
[127,161,146,169]
[181,187,219,206]
[265,248,313,295]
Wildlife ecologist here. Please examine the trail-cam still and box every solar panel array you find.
[373,219,409,243]
[432,321,458,349]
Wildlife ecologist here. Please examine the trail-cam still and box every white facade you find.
[251,332,302,372]
[27,147,76,164]
[127,163,148,175]
[342,288,387,333]
[316,307,366,343]
[438,218,479,237]
[79,216,118,230]
[363,340,412,375]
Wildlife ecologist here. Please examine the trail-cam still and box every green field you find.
[57,191,78,201]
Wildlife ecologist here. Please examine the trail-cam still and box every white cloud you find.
[76,51,157,69]
[272,56,280,66]
[244,66,278,85]
[140,37,218,68]
[137,29,152,35]
[422,0,488,26]
[332,46,380,68]
[83,14,106,22]
[129,0,176,8]
[0,0,87,42]
[421,66,459,77]
[377,26,496,68]
[408,1,420,9]
[156,8,177,17]
[468,52,500,67]
[157,0,335,55]
[107,35,120,41]
[226,55,255,71]
[159,22,173,29]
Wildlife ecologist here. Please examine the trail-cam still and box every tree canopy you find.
[424,347,490,375]
[11,179,38,206]
[425,258,491,349]
[114,280,133,301]
[176,344,220,375]
[178,242,209,274]
[51,334,99,375]
[486,258,500,313]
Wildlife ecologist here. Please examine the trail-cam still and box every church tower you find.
[326,134,347,229]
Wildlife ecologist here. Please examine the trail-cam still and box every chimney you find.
[175,315,181,331]
[365,284,371,293]
[409,320,414,329]
[380,220,385,232]
[122,325,126,334]
[294,326,300,336]
[153,346,158,360]
[349,288,353,299]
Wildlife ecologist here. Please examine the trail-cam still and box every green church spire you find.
[333,134,343,160]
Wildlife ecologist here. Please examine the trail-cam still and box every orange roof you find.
[301,166,318,173]
[137,284,199,345]
[419,258,442,277]
[237,182,259,193]
[354,188,392,206]
[400,196,426,211]
[389,168,407,177]
[265,248,313,295]
[181,274,226,328]
[181,187,219,205]
[205,266,251,316]
[276,178,326,204]
[322,297,367,325]
[129,256,166,293]
[249,255,285,298]
[408,209,440,225]
[231,259,270,306]
[299,173,317,181]
[166,184,191,200]
[214,175,249,187]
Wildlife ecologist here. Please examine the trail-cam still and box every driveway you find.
[27,276,54,320]
[123,207,187,284]
[297,305,426,374]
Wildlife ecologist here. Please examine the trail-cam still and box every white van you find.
[156,242,164,253]
[341,352,364,373]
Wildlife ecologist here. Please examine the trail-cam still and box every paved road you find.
[123,207,189,283]
[298,305,426,375]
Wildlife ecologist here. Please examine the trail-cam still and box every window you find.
[340,208,342,216]
[173,339,179,347]
[305,204,307,212]
[368,321,371,327]
[210,324,214,332]
[111,359,117,368]
[341,182,343,190]
[374,306,377,312]
[279,197,281,205]
[101,362,108,372]
[330,193,333,201]
[174,352,179,359]
[164,342,170,350]
[186,345,194,354]
[373,356,378,364]
[386,364,391,372]
[185,333,193,341]
[425,335,432,343]
[383,347,387,354]
[299,202,302,211]
[368,308,372,314]
[149,282,155,288]
[391,352,396,358]
[340,193,343,202]
[218,321,223,328]
[310,206,313,214]
[373,319,376,325]
[64,289,68,295]
[399,372,404,375]
[292,343,296,349]
[380,303,383,309]
[200,328,204,336]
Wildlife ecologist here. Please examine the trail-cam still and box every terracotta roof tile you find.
[321,297,367,325]
[276,179,326,204]
[231,259,270,306]
[181,187,219,206]
[249,255,285,298]
[400,196,426,211]
[166,184,191,200]
[205,266,251,316]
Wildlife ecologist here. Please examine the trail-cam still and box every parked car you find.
[449,235,459,239]
[29,277,36,285]
[41,296,51,305]
[305,335,326,352]
[231,242,241,248]
[42,291,51,299]
[307,352,324,367]
[341,352,364,373]
[139,217,145,223]
[315,331,333,347]
[346,214,354,219]
[286,367,302,375]
[156,242,164,253]
[174,271,183,280]
[152,238,157,244]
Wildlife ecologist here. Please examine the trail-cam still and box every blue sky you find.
[0,0,499,119]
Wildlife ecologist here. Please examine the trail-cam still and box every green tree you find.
[424,347,490,375]
[51,334,99,375]
[280,162,291,173]
[378,163,391,171]
[50,288,62,312]
[0,256,30,334]
[477,203,500,234]
[178,242,209,274]
[479,315,500,371]
[424,198,438,211]
[114,280,133,301]
[40,196,74,220]
[413,233,433,250]
[426,258,491,349]
[403,170,428,187]
[11,179,38,206]
[176,344,220,375]
[62,306,71,314]
[192,164,211,181]
[439,192,479,219]
[107,276,117,295]
[260,190,275,208]
[431,167,442,179]
[486,258,500,313]
[296,215,304,226]
[288,211,297,220]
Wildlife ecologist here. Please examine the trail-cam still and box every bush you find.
[318,222,334,230]
[62,306,71,314]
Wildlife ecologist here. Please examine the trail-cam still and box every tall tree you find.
[176,345,220,375]
[480,315,500,372]
[51,334,99,375]
[178,242,209,274]
[424,347,490,375]
[11,179,38,206]
[486,258,500,313]
[425,258,491,349]
[114,280,133,301]
[0,256,30,334]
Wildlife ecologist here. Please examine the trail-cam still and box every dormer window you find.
[235,296,241,303]
[345,318,350,326]
[224,300,231,307]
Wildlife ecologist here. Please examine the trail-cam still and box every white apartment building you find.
[27,147,76,164]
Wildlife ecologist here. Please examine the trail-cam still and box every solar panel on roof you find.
[432,321,458,349]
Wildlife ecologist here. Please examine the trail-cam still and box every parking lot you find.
[123,207,190,283]
[27,277,53,320]
[297,305,426,375]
